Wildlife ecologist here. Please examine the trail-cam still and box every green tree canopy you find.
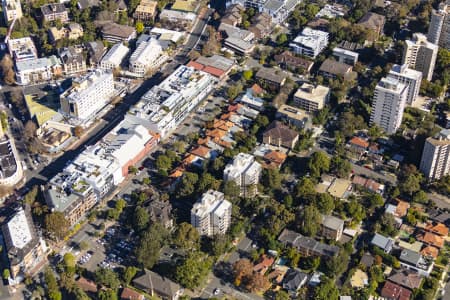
[297,205,322,237]
[175,251,213,289]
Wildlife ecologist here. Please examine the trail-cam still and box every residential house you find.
[255,67,287,91]
[380,281,412,300]
[420,246,439,260]
[49,23,83,42]
[278,229,340,258]
[221,4,244,26]
[360,252,375,268]
[249,12,272,39]
[262,150,287,169]
[387,271,423,291]
[371,233,394,253]
[274,50,313,73]
[316,175,352,199]
[41,3,69,23]
[76,277,98,294]
[262,121,299,149]
[253,254,274,275]
[159,9,196,31]
[101,22,137,43]
[357,12,386,42]
[121,287,144,300]
[85,41,106,67]
[318,58,356,81]
[133,0,157,22]
[133,269,182,300]
[346,136,369,158]
[282,268,308,297]
[58,46,87,75]
[399,249,433,277]
[147,199,173,229]
[352,175,385,194]
[350,269,369,288]
[417,231,445,249]
[321,215,344,241]
[424,222,449,236]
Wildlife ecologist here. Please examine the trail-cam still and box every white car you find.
[213,289,220,295]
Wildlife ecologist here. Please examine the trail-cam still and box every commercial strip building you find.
[2,0,22,23]
[427,1,450,50]
[402,33,438,81]
[1,207,47,282]
[420,129,450,181]
[128,65,216,138]
[191,190,232,236]
[100,43,129,70]
[370,77,408,135]
[289,27,329,58]
[387,64,422,105]
[129,37,166,77]
[60,70,115,122]
[293,83,330,112]
[224,152,262,197]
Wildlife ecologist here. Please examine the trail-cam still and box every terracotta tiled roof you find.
[190,145,211,158]
[395,200,410,218]
[253,255,274,275]
[76,277,98,293]
[264,150,287,165]
[251,83,264,95]
[121,287,144,300]
[421,246,439,259]
[380,281,412,300]
[425,222,449,236]
[365,179,381,192]
[348,137,369,148]
[186,60,204,71]
[169,167,184,178]
[203,66,225,78]
[206,128,227,139]
[352,175,367,185]
[417,232,444,248]
[228,103,242,112]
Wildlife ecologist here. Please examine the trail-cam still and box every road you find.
[14,11,213,195]
[428,193,450,210]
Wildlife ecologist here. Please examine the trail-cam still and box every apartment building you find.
[278,229,340,258]
[370,77,408,135]
[15,56,62,85]
[45,171,98,226]
[289,27,329,58]
[100,43,129,70]
[276,104,310,129]
[60,70,115,121]
[58,46,87,75]
[293,83,330,112]
[357,12,385,41]
[128,65,215,138]
[129,37,166,77]
[86,41,107,67]
[332,47,359,65]
[321,215,344,241]
[1,207,47,281]
[228,0,300,24]
[402,33,438,81]
[133,0,158,21]
[49,23,84,42]
[101,23,137,44]
[8,37,38,62]
[191,190,232,236]
[387,64,422,105]
[40,3,69,23]
[223,152,262,197]
[2,0,22,23]
[420,129,450,180]
[428,1,450,50]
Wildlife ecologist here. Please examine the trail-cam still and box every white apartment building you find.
[402,33,438,81]
[228,0,300,24]
[223,152,262,197]
[289,27,329,58]
[100,43,129,70]
[370,77,408,135]
[8,37,38,62]
[332,47,359,65]
[15,56,62,85]
[2,0,22,23]
[420,129,450,180]
[387,64,422,105]
[293,83,330,112]
[128,65,215,138]
[129,37,166,77]
[191,190,232,236]
[60,70,115,121]
[428,1,450,50]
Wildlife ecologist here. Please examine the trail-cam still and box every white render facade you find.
[402,33,438,81]
[2,0,22,23]
[223,152,262,197]
[420,129,450,180]
[387,64,422,105]
[128,66,215,138]
[427,1,450,50]
[129,38,165,77]
[370,77,408,135]
[191,190,232,236]
[60,70,115,121]
[289,27,329,58]
[100,43,129,70]
[228,0,300,24]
